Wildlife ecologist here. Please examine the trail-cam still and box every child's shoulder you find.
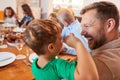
[55,57,77,66]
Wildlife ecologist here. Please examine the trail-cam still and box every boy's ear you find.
[105,18,115,33]
[48,43,54,52]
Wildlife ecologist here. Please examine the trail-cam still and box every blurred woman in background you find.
[4,7,18,24]
[19,3,34,27]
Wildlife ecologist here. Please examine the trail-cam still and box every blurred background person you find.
[4,6,18,25]
[48,12,64,28]
[19,3,34,27]
[57,8,90,55]
[48,12,60,23]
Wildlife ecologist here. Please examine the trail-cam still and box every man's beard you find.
[92,29,106,50]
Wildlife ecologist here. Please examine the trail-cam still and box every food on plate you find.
[6,33,24,43]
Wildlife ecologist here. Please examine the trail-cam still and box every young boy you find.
[24,19,98,80]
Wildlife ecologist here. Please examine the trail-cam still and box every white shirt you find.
[5,16,16,24]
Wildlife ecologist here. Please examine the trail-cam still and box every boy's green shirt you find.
[32,57,77,80]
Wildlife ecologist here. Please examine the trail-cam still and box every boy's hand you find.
[64,33,81,48]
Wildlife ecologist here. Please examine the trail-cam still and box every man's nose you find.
[81,29,87,36]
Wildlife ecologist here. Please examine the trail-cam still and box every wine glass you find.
[0,31,7,48]
[15,39,26,59]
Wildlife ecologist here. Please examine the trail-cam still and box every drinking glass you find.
[15,39,26,59]
[0,31,7,48]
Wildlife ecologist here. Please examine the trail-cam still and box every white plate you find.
[13,27,26,33]
[0,52,16,67]
[2,23,16,27]
[0,45,7,48]
[7,42,16,47]
[29,53,38,63]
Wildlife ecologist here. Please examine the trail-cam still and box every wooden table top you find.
[0,44,76,80]
[0,45,34,80]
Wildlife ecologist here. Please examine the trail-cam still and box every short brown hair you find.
[80,1,119,29]
[24,19,61,55]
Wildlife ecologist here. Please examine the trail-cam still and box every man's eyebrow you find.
[87,19,96,26]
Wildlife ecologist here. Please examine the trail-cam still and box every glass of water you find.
[15,39,26,59]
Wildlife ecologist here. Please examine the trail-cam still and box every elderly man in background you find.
[57,8,90,55]
[65,1,120,80]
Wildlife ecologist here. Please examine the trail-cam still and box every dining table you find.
[0,23,76,80]
[0,42,76,80]
[0,44,34,80]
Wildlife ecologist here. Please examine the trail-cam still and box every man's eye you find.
[81,24,89,28]
[82,26,88,28]
[84,25,89,27]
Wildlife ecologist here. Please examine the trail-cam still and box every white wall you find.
[0,0,16,12]
[1,0,120,19]
[41,0,53,18]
